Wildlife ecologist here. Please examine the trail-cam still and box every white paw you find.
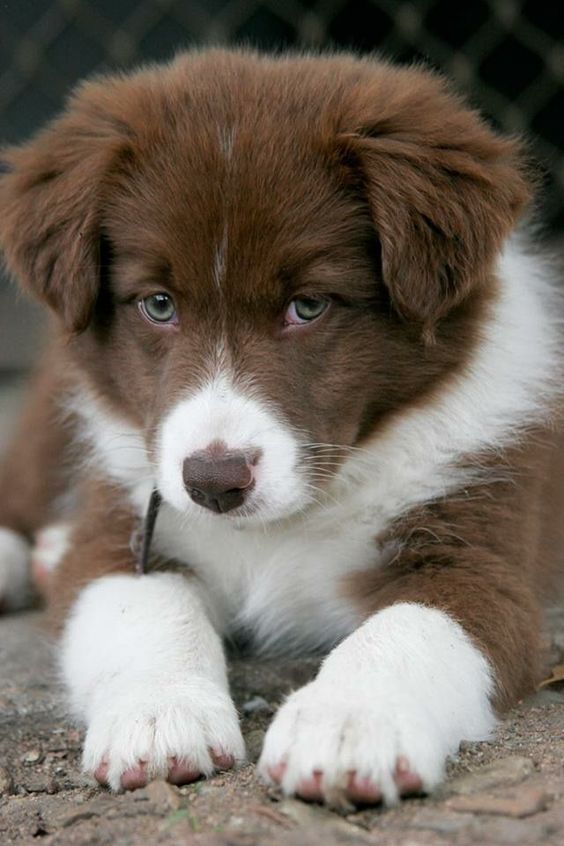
[259,678,445,806]
[31,522,71,592]
[258,603,497,807]
[0,527,32,611]
[83,678,246,791]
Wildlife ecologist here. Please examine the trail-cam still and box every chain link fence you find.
[0,0,563,364]
[1,0,562,230]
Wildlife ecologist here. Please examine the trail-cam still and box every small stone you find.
[25,776,57,794]
[242,696,272,714]
[21,748,44,765]
[146,779,182,810]
[61,807,100,828]
[411,808,475,834]
[59,797,109,828]
[0,766,13,796]
[444,756,535,796]
[448,786,550,818]
[278,798,368,839]
[244,729,266,763]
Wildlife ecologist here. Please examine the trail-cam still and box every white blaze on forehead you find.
[218,125,236,160]
[157,374,307,520]
[212,125,235,291]
[213,221,228,291]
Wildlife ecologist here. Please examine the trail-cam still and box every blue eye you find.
[139,293,177,325]
[285,297,329,325]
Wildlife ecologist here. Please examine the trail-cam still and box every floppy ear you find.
[338,67,533,328]
[0,82,134,332]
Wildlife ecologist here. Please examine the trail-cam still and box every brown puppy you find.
[0,49,562,806]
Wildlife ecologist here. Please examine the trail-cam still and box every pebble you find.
[444,756,535,796]
[145,779,182,811]
[242,696,272,714]
[410,808,476,834]
[0,766,14,796]
[21,748,44,765]
[448,786,550,818]
[278,798,370,840]
[25,776,57,794]
[61,807,101,828]
[59,796,111,828]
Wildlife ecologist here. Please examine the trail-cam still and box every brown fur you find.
[0,49,560,719]
[346,426,564,711]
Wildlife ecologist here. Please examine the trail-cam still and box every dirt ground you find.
[1,607,564,846]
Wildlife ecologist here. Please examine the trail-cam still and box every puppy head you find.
[0,51,532,522]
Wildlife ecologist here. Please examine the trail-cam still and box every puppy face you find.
[79,135,406,521]
[0,51,530,522]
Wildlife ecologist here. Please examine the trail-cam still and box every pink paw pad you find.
[266,756,422,805]
[394,756,423,795]
[210,749,235,771]
[120,762,148,791]
[93,759,149,790]
[267,762,287,784]
[295,770,324,802]
[94,747,236,792]
[93,760,109,785]
[167,757,201,785]
[346,772,382,804]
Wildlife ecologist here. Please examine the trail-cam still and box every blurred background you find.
[0,0,563,372]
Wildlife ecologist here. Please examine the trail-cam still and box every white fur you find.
[60,572,245,791]
[31,523,71,574]
[0,527,31,610]
[153,503,389,653]
[71,394,154,508]
[156,374,308,523]
[258,603,496,805]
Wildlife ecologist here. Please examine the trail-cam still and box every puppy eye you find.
[285,297,329,326]
[139,293,177,325]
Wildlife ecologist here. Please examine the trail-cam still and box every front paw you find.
[259,604,496,807]
[259,681,439,807]
[83,678,245,791]
[259,680,454,808]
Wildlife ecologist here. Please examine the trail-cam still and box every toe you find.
[394,756,423,795]
[120,762,148,790]
[346,772,382,805]
[266,762,287,784]
[94,760,109,785]
[295,771,324,802]
[210,748,235,771]
[167,757,201,785]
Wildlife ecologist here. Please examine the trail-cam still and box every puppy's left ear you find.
[0,80,134,332]
[338,67,533,328]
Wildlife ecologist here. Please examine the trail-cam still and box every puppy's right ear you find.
[0,82,134,332]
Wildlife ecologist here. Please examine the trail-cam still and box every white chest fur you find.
[152,500,394,654]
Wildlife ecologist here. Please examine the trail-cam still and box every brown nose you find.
[182,450,255,514]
